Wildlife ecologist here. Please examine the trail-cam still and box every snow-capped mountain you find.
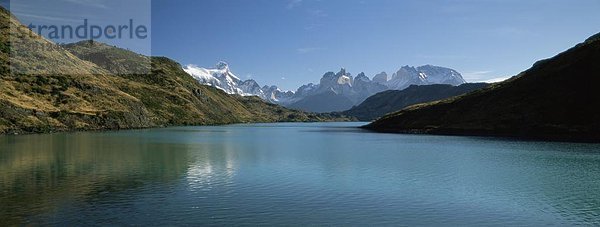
[238,79,264,97]
[261,85,295,104]
[183,62,294,104]
[386,65,466,90]
[182,62,466,113]
[286,66,466,112]
[295,83,318,97]
[308,69,387,104]
[285,69,388,112]
[183,61,247,95]
[316,69,354,95]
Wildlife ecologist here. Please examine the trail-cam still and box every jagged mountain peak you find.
[398,65,418,72]
[240,79,259,85]
[321,71,336,78]
[387,65,466,90]
[356,72,370,82]
[216,61,229,70]
[183,62,465,112]
[373,72,388,84]
[183,62,243,94]
[183,62,297,104]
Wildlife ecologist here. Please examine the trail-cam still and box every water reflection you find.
[186,143,239,191]
[0,131,193,225]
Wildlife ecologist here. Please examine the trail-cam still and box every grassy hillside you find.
[344,83,489,121]
[0,7,350,134]
[62,40,151,75]
[365,32,600,142]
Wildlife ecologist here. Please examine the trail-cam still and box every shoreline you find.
[361,126,600,144]
[0,119,361,136]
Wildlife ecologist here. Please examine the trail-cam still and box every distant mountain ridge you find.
[344,83,489,121]
[184,63,467,112]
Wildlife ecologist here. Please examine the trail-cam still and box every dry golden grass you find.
[0,6,352,134]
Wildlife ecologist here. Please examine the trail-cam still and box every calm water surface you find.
[1,122,600,226]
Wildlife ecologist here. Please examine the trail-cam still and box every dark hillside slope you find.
[365,32,600,142]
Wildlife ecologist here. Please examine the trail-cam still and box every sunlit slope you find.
[0,7,349,134]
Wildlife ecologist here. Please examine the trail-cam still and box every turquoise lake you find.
[1,122,600,225]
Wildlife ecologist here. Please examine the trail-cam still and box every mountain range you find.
[0,7,350,134]
[184,63,467,112]
[365,32,600,142]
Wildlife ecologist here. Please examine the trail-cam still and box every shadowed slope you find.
[365,32,600,142]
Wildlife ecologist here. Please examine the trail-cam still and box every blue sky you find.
[152,0,599,90]
[5,0,600,90]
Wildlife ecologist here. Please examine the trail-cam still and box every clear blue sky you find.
[5,0,600,90]
[151,0,599,90]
